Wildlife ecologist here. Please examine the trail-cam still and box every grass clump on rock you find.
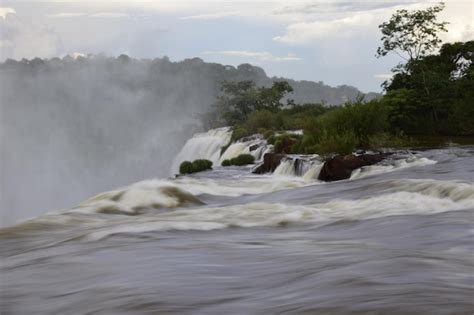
[223,154,255,166]
[221,159,232,166]
[179,159,213,174]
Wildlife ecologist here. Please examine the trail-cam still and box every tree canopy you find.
[376,2,448,62]
[214,80,293,125]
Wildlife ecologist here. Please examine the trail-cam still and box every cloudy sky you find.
[0,0,472,92]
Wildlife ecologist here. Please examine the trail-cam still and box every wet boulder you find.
[318,153,388,182]
[252,153,285,174]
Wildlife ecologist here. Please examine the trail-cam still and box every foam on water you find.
[79,179,474,241]
[384,179,474,202]
[70,180,204,215]
[350,156,437,179]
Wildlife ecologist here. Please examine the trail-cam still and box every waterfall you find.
[303,163,324,181]
[273,155,322,179]
[219,135,268,164]
[274,159,297,176]
[170,127,232,175]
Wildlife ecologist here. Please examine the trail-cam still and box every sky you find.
[0,0,472,92]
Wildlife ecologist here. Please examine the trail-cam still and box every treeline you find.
[208,40,473,155]
[0,55,376,107]
[384,41,473,135]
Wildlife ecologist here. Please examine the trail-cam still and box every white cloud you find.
[0,7,15,19]
[439,1,474,43]
[48,12,130,18]
[48,12,87,18]
[202,50,302,62]
[374,73,392,80]
[89,12,130,18]
[273,13,378,44]
[180,11,240,20]
[274,1,473,45]
[0,11,61,60]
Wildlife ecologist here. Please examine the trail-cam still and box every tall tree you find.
[376,2,448,63]
[376,2,449,128]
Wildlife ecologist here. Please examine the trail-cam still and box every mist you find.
[0,54,375,226]
[0,56,213,225]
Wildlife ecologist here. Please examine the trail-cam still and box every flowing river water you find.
[1,130,473,314]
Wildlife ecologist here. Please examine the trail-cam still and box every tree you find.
[376,1,449,122]
[214,80,293,125]
[377,2,448,63]
[214,80,258,124]
[383,41,473,134]
[255,81,293,111]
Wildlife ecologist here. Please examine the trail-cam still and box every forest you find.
[206,3,473,154]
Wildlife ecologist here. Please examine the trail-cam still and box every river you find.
[1,131,473,314]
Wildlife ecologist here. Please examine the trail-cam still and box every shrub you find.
[245,110,277,132]
[273,134,301,154]
[314,130,357,155]
[263,130,274,140]
[221,159,231,166]
[231,126,251,142]
[179,161,194,174]
[192,159,213,172]
[267,134,276,145]
[229,154,255,166]
[179,159,213,174]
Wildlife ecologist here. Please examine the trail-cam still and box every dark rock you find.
[249,144,260,152]
[252,153,285,174]
[318,153,389,182]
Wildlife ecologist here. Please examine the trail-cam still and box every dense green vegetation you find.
[179,159,213,174]
[206,2,473,155]
[222,154,256,166]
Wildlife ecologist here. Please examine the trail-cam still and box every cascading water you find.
[170,127,232,175]
[302,163,324,181]
[273,155,322,178]
[273,159,297,176]
[219,135,269,163]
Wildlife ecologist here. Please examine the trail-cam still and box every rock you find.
[249,144,260,152]
[252,153,285,174]
[318,153,389,182]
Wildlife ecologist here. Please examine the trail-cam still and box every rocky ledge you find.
[318,153,391,182]
[252,153,286,174]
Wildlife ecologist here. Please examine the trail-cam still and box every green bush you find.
[267,134,276,145]
[192,159,213,172]
[179,159,213,174]
[367,132,417,148]
[221,159,231,167]
[231,126,251,142]
[229,154,255,166]
[274,138,282,151]
[179,161,194,174]
[314,130,357,155]
[245,110,277,133]
[272,134,301,154]
[263,130,274,140]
